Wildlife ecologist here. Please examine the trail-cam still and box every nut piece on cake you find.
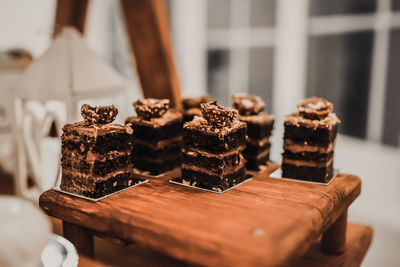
[133,98,169,120]
[297,97,333,120]
[232,93,265,116]
[201,101,238,128]
[282,97,340,183]
[232,94,274,170]
[81,104,118,125]
[181,96,210,123]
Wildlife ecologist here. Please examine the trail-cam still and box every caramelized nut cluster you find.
[232,94,265,116]
[297,97,333,120]
[134,98,169,120]
[81,104,118,125]
[201,101,238,128]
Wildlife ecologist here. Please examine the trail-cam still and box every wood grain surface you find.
[54,0,88,36]
[40,165,362,267]
[297,223,373,267]
[120,0,182,108]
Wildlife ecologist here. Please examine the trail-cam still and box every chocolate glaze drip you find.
[232,93,265,116]
[134,98,169,120]
[81,104,118,125]
[201,101,238,128]
[297,97,333,120]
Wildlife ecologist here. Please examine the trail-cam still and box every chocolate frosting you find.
[201,101,238,128]
[81,104,118,125]
[134,98,169,120]
[297,97,333,120]
[232,93,265,115]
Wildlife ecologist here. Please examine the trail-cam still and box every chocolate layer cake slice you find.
[126,98,183,175]
[232,94,274,170]
[282,97,341,183]
[181,96,210,123]
[182,101,247,191]
[60,104,136,198]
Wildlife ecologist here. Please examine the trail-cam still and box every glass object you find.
[207,49,230,103]
[307,32,373,138]
[383,30,400,147]
[207,0,230,29]
[250,0,276,27]
[248,47,274,113]
[310,0,376,16]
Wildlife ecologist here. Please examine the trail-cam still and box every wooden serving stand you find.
[46,1,372,265]
[39,165,372,266]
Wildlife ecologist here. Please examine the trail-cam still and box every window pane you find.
[207,0,230,29]
[207,49,230,103]
[250,0,276,27]
[307,32,373,139]
[310,0,376,16]
[392,0,400,11]
[248,47,274,113]
[383,30,400,147]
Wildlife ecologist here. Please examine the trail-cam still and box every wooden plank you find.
[40,166,362,267]
[120,0,182,108]
[297,223,373,267]
[54,0,89,36]
[321,209,347,254]
[79,255,110,267]
[63,221,94,258]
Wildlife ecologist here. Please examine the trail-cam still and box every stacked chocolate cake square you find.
[282,97,340,183]
[126,99,183,175]
[182,101,247,191]
[232,94,274,170]
[60,104,136,198]
[181,96,210,123]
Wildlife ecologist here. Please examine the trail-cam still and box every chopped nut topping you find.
[232,93,265,115]
[201,101,238,128]
[134,98,169,120]
[297,97,333,120]
[81,104,118,125]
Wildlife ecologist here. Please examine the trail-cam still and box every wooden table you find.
[39,165,372,266]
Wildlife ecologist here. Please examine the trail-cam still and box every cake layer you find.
[60,172,138,198]
[182,149,244,176]
[284,112,339,146]
[239,113,274,139]
[183,118,247,153]
[126,110,182,142]
[284,123,338,146]
[181,165,247,191]
[245,153,269,170]
[282,150,333,163]
[133,141,181,160]
[283,138,335,154]
[243,140,270,155]
[61,150,131,176]
[281,162,334,183]
[133,158,181,175]
[62,130,133,154]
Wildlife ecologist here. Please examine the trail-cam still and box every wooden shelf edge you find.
[296,223,373,267]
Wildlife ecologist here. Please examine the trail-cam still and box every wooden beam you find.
[121,0,182,108]
[54,0,89,36]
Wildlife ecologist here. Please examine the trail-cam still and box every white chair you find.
[12,100,66,201]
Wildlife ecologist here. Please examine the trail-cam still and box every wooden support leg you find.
[321,209,347,254]
[63,221,94,258]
